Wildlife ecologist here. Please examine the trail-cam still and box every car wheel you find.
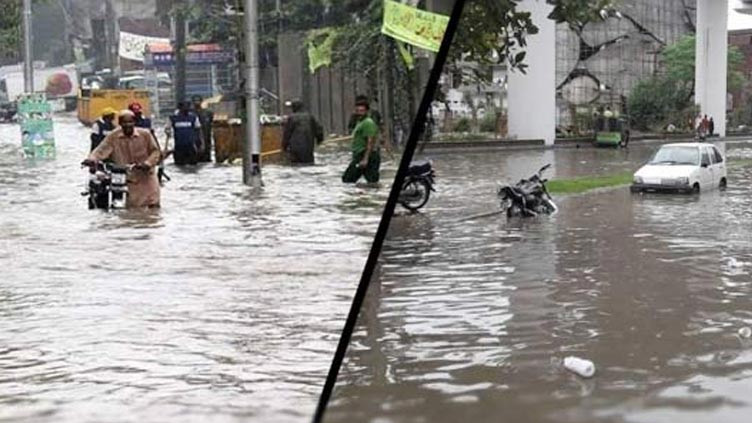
[719,178,727,191]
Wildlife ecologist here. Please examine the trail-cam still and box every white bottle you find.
[564,356,596,378]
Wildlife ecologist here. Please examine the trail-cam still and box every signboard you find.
[119,31,170,62]
[381,0,449,52]
[147,51,236,66]
[18,93,55,158]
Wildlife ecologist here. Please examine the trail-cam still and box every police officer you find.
[90,107,117,151]
[167,101,203,166]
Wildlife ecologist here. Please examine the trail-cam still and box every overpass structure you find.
[511,0,734,144]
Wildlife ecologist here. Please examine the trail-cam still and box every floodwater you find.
[327,141,752,423]
[0,115,394,423]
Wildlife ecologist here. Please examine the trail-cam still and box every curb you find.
[422,134,752,153]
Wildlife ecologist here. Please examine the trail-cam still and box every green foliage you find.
[479,111,498,133]
[0,2,24,62]
[628,34,747,131]
[0,0,51,64]
[447,0,616,83]
[453,116,471,132]
[663,34,745,93]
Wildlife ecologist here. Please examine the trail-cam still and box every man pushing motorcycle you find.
[82,110,162,208]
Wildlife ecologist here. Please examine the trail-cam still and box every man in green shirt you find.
[342,98,381,184]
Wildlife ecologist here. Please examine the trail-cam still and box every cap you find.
[101,107,117,117]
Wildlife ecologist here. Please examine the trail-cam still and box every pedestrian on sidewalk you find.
[708,116,715,137]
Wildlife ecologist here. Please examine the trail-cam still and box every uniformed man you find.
[90,107,117,151]
[167,101,203,166]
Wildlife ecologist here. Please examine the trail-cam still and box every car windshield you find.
[649,146,699,165]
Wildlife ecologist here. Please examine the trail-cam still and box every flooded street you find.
[0,115,392,423]
[328,142,752,423]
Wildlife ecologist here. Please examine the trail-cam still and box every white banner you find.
[119,31,170,62]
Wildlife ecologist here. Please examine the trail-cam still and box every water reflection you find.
[329,142,752,423]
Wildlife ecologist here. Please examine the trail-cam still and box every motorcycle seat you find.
[407,160,432,176]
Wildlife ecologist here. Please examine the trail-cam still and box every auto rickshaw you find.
[594,108,630,148]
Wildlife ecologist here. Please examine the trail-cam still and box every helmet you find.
[101,107,117,117]
[128,102,143,113]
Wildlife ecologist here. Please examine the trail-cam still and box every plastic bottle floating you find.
[563,356,596,378]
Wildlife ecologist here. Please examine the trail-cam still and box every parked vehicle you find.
[0,80,17,123]
[0,100,16,123]
[631,142,727,194]
[594,113,630,148]
[81,161,139,210]
[399,160,436,212]
[498,164,558,217]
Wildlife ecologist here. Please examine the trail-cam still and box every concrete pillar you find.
[507,0,556,145]
[695,0,728,137]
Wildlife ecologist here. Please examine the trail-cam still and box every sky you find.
[729,1,752,30]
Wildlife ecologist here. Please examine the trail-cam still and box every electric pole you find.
[174,8,187,105]
[243,0,262,187]
[22,0,33,93]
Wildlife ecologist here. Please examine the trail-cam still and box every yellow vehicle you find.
[77,89,151,126]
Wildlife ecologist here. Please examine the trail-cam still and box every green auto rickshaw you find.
[594,109,630,148]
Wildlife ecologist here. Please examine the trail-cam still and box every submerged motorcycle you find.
[399,160,436,212]
[81,160,134,210]
[498,164,558,217]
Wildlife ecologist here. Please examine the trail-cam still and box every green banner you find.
[381,0,449,52]
[307,28,337,74]
[397,42,415,70]
[18,93,55,158]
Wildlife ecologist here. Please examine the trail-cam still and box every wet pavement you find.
[327,141,752,423]
[0,115,394,423]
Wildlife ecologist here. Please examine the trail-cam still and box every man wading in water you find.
[342,98,382,185]
[83,110,162,208]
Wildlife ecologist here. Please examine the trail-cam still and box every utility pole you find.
[174,8,187,105]
[275,0,283,115]
[22,0,33,93]
[243,0,262,187]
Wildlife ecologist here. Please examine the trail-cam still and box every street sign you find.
[18,93,55,158]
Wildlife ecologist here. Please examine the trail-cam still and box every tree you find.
[628,34,746,131]
[663,34,745,95]
[0,0,51,65]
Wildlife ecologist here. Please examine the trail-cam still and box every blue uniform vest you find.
[135,116,152,129]
[170,112,199,151]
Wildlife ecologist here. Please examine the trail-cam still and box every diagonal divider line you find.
[312,1,467,421]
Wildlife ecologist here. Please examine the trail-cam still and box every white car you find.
[631,142,727,194]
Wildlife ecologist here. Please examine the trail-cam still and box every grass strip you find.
[547,171,633,194]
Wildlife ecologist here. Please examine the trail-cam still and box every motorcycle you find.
[0,101,17,123]
[498,164,558,217]
[399,160,436,212]
[81,160,136,210]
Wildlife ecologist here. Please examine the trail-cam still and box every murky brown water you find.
[327,142,752,423]
[0,115,394,423]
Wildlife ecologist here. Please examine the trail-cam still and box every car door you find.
[712,146,727,186]
[700,147,713,189]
